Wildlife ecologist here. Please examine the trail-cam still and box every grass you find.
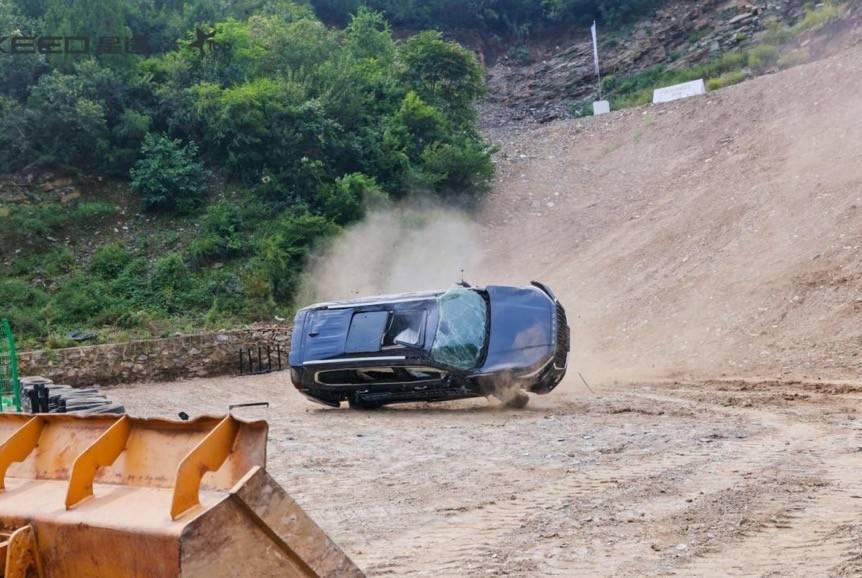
[1,201,118,246]
[790,1,847,34]
[0,185,316,348]
[707,70,748,91]
[568,99,595,118]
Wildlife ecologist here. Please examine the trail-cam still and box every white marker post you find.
[591,21,610,116]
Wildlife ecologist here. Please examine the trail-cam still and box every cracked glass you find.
[431,288,487,370]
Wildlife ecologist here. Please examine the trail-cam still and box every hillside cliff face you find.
[480,0,858,126]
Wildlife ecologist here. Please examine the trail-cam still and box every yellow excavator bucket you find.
[0,413,364,577]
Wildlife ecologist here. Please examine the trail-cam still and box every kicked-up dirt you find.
[110,374,862,577]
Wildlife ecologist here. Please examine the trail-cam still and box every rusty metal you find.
[0,412,365,577]
[4,525,43,578]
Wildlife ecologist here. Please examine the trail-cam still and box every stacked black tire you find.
[21,377,125,415]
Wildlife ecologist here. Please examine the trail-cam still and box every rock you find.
[728,12,754,25]
[59,189,81,205]
[41,177,73,192]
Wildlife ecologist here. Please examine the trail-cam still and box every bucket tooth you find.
[65,415,130,509]
[171,415,240,520]
[0,418,43,490]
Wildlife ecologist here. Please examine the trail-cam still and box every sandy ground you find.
[109,374,862,577]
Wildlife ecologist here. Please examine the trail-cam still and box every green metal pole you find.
[1,320,21,413]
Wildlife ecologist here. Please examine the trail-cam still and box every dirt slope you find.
[477,41,862,383]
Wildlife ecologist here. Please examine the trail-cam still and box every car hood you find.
[480,285,554,373]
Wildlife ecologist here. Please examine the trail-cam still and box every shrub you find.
[188,202,246,263]
[778,49,810,70]
[89,243,131,278]
[320,172,388,224]
[130,134,208,213]
[747,44,780,72]
[417,137,495,198]
[252,213,340,303]
[45,277,119,327]
[790,1,846,35]
[0,279,48,309]
[568,99,594,118]
[149,253,193,311]
[0,4,498,345]
[707,70,748,91]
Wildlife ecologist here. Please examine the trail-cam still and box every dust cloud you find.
[297,201,487,306]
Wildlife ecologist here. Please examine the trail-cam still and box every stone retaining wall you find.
[18,324,292,387]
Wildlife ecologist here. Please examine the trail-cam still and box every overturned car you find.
[288,282,570,409]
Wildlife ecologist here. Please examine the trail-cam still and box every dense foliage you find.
[309,0,667,35]
[0,0,493,346]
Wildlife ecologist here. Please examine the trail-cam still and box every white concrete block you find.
[592,100,610,115]
[652,79,706,104]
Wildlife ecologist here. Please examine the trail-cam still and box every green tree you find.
[0,0,46,99]
[344,7,396,63]
[399,31,485,123]
[0,97,32,172]
[44,0,131,67]
[26,70,110,168]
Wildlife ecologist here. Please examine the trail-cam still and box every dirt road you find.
[110,375,862,576]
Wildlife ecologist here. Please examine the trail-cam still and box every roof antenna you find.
[457,268,471,288]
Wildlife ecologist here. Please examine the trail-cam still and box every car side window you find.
[383,310,426,347]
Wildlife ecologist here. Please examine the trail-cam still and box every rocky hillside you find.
[481,0,860,125]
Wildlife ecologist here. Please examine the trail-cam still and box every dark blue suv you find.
[288,282,569,409]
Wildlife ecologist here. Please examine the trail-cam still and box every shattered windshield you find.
[431,288,488,370]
